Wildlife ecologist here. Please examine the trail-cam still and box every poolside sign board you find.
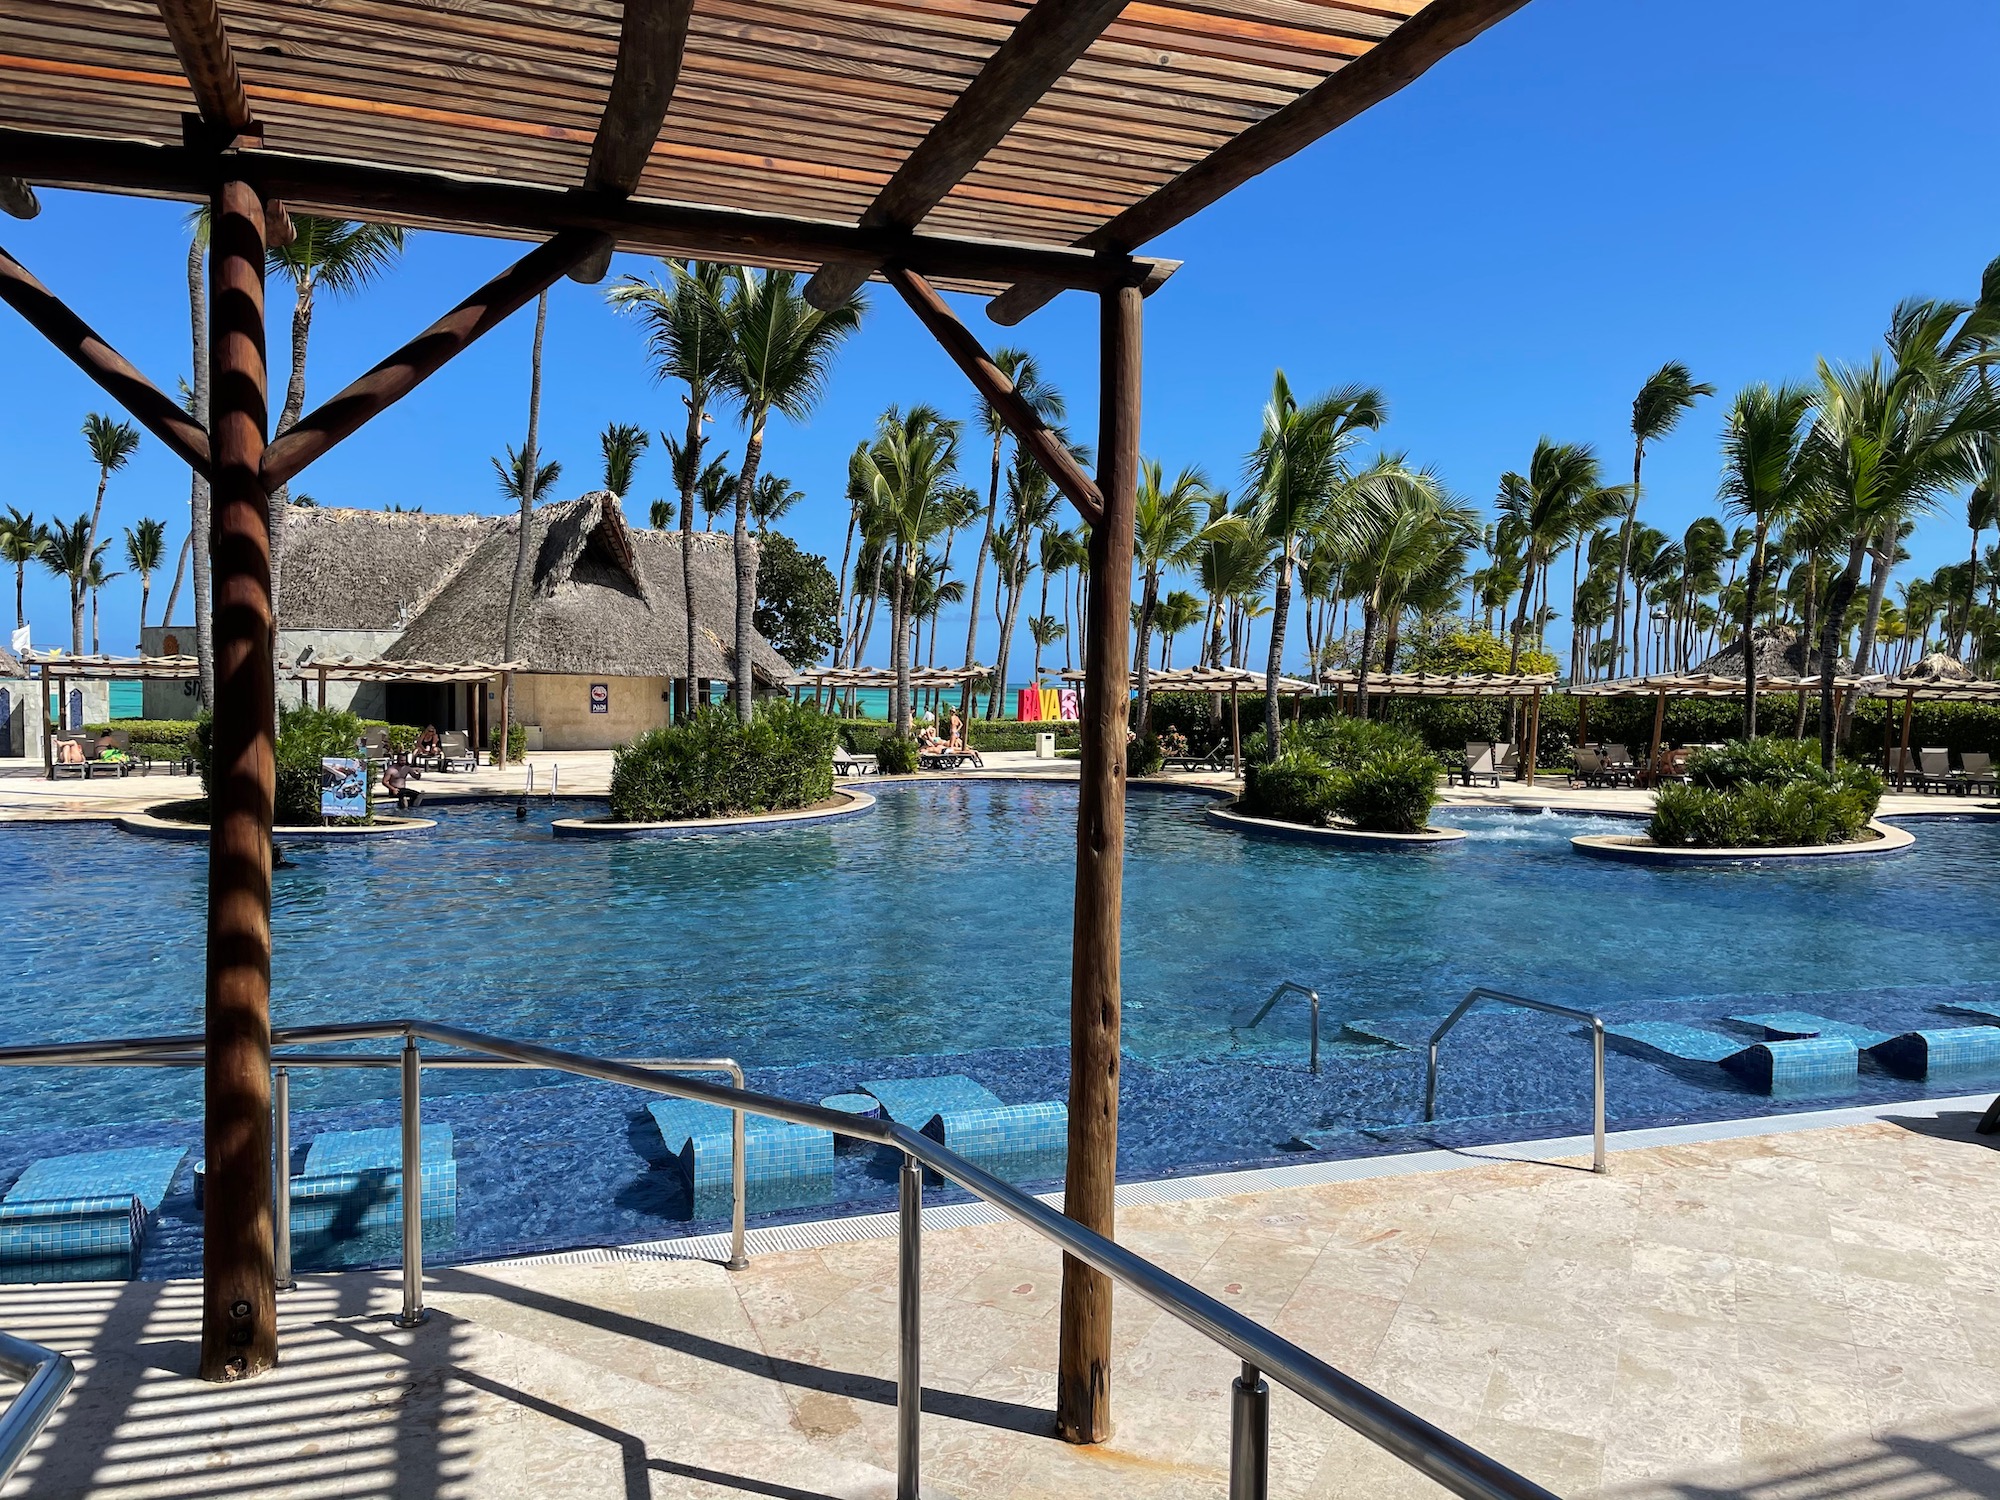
[590,683,609,714]
[320,756,367,819]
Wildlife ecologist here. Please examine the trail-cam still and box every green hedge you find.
[1648,738,1884,848]
[874,734,920,775]
[610,701,836,821]
[194,706,374,826]
[86,718,201,755]
[488,723,527,761]
[1240,718,1441,834]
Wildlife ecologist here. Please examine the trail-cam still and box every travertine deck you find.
[3,1115,1996,1498]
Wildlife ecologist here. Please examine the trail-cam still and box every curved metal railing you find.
[0,1019,1561,1500]
[1424,988,1607,1174]
[0,1330,74,1485]
[1243,980,1322,1073]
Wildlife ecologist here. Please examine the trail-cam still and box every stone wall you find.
[510,673,672,751]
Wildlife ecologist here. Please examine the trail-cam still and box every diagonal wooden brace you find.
[262,228,612,488]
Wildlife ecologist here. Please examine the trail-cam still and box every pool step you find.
[1339,1017,1437,1050]
[1291,1107,1589,1155]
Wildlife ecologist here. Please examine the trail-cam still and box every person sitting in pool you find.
[381,761,424,810]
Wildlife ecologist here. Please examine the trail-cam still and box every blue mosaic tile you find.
[920,1101,1067,1185]
[859,1075,1004,1125]
[290,1127,457,1252]
[1867,1027,2000,1081]
[303,1125,454,1175]
[8,1146,188,1214]
[1721,1037,1858,1097]
[1729,1012,1893,1047]
[646,1100,832,1219]
[0,1193,145,1265]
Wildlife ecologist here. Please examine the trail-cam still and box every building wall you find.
[510,673,672,750]
[0,679,33,759]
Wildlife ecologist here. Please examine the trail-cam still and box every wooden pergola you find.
[1317,670,1558,781]
[0,0,1529,1419]
[1862,676,2000,789]
[1066,664,1315,770]
[1570,672,1888,783]
[25,652,203,778]
[288,656,523,749]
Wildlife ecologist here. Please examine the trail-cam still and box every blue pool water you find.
[2,784,1996,1275]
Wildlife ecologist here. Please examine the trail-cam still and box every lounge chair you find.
[1495,742,1524,782]
[1570,746,1605,787]
[358,727,391,766]
[918,747,984,770]
[1604,1021,1857,1096]
[1917,748,1954,793]
[436,730,477,772]
[832,747,878,776]
[859,1074,1066,1184]
[0,1145,187,1274]
[646,1099,832,1218]
[1599,744,1636,785]
[1461,742,1500,788]
[1954,751,1995,795]
[1741,1008,2000,1081]
[289,1126,457,1252]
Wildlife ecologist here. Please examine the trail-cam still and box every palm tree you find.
[0,508,47,631]
[749,474,805,534]
[1342,457,1476,716]
[1245,371,1387,756]
[853,405,962,733]
[1499,440,1623,678]
[1613,362,1715,673]
[1131,460,1212,734]
[40,516,99,654]
[599,422,649,498]
[123,518,167,642]
[1717,382,1816,733]
[76,412,140,649]
[1043,526,1090,672]
[84,553,120,654]
[499,290,554,764]
[966,350,1066,719]
[1152,590,1203,669]
[266,215,406,622]
[1196,512,1267,671]
[718,267,864,722]
[609,259,733,720]
[990,445,1069,720]
[181,213,215,707]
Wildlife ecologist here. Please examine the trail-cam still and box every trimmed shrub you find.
[487,723,528,762]
[1331,742,1442,834]
[196,706,374,825]
[874,733,920,776]
[1648,737,1883,847]
[611,701,837,821]
[1241,718,1442,833]
[1127,734,1164,777]
[1242,749,1339,825]
[87,718,200,755]
[968,720,1081,752]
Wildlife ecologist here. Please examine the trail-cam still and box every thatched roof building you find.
[0,645,23,678]
[1900,651,1975,682]
[1692,627,1850,679]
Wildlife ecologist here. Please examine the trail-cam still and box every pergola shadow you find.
[1619,1416,2000,1500]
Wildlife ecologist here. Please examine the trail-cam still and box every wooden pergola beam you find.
[803,0,1130,309]
[262,228,611,487]
[987,0,1529,324]
[3,130,1165,300]
[885,265,1103,528]
[156,0,255,134]
[0,243,212,475]
[569,0,695,284]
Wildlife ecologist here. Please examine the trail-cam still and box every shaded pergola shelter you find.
[1863,675,2000,788]
[289,656,524,746]
[1569,672,1888,781]
[1318,670,1558,782]
[25,653,201,779]
[1066,664,1314,772]
[0,0,1530,1430]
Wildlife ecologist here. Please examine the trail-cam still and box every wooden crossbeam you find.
[262,228,610,487]
[886,264,1102,529]
[0,178,38,219]
[803,0,1130,310]
[987,0,1529,324]
[4,130,1165,298]
[156,0,254,134]
[0,243,211,475]
[569,0,695,284]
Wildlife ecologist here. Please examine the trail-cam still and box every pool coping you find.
[117,805,437,840]
[1571,818,1915,863]
[550,789,875,839]
[487,1091,1998,1270]
[1205,798,1465,848]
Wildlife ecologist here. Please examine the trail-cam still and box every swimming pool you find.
[2,783,1995,1273]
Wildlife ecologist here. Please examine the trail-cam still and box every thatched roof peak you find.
[1693,626,1850,679]
[1902,651,1975,682]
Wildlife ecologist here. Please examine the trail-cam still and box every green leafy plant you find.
[196,706,373,825]
[1648,737,1883,847]
[488,723,528,762]
[1240,719,1441,833]
[610,700,837,821]
[1243,749,1339,825]
[1329,742,1441,834]
[874,733,920,776]
[1127,734,1165,777]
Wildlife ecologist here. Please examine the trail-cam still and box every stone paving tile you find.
[1,1118,1996,1498]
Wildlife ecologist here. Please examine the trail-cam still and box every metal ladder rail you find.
[0,1330,73,1487]
[1244,980,1322,1074]
[1423,988,1607,1174]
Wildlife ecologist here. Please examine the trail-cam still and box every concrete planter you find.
[119,801,435,840]
[1571,819,1915,864]
[552,789,875,839]
[1204,799,1465,848]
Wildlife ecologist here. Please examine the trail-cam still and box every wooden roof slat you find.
[155,0,253,131]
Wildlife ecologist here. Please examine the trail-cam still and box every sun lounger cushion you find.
[0,1145,188,1265]
[291,1126,457,1239]
[1605,1023,1857,1095]
[1864,1028,2000,1081]
[1728,1012,1893,1047]
[861,1075,1067,1183]
[646,1099,831,1218]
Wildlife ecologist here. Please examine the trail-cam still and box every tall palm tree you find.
[76,412,140,649]
[123,518,167,642]
[1613,362,1715,674]
[1152,590,1203,670]
[1499,440,1623,678]
[1196,513,1266,671]
[499,290,554,764]
[1029,612,1066,677]
[1131,460,1212,734]
[0,508,47,632]
[853,405,961,733]
[749,473,805,534]
[966,350,1066,719]
[266,215,406,623]
[1717,382,1816,733]
[1342,457,1476,716]
[989,444,1070,719]
[598,422,649,498]
[609,259,733,719]
[84,553,120,654]
[718,268,863,722]
[40,515,99,655]
[1245,371,1386,756]
[181,214,215,707]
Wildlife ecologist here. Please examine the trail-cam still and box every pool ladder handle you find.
[1424,988,1608,1175]
[1246,980,1321,1074]
[0,1021,1562,1500]
[0,1328,74,1489]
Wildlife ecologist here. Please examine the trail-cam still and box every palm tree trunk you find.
[139,573,151,641]
[185,235,215,710]
[1843,519,1895,744]
[730,413,767,725]
[501,289,549,766]
[962,433,1003,721]
[677,399,704,721]
[1356,598,1377,719]
[992,544,1028,722]
[161,532,191,634]
[91,586,101,654]
[892,550,913,735]
[1794,552,1818,739]
[1611,440,1643,675]
[1064,569,1076,672]
[1263,545,1293,757]
[1742,521,1768,737]
[1818,536,1868,769]
[1134,566,1157,736]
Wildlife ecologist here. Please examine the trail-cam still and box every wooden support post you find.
[315,666,325,710]
[1577,693,1589,749]
[1646,688,1667,787]
[200,174,276,1383]
[1896,689,1915,790]
[496,670,511,769]
[1522,686,1542,786]
[1230,683,1241,775]
[1057,281,1139,1446]
[40,670,54,781]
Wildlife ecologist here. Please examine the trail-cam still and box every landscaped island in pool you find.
[2,783,1995,1277]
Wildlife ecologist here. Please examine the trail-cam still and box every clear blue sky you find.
[5,0,1999,671]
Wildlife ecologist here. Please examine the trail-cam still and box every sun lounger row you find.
[1887,747,1996,794]
[1460,742,1519,787]
[1605,1010,2000,1094]
[0,1145,187,1275]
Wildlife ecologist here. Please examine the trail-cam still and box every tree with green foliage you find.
[1341,457,1478,716]
[0,508,47,631]
[498,289,554,768]
[1614,362,1714,673]
[753,531,841,670]
[852,405,962,734]
[77,412,139,649]
[1717,382,1816,734]
[40,514,103,654]
[123,517,167,641]
[598,422,649,498]
[1132,459,1213,732]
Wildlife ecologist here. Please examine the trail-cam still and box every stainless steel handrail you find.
[0,1329,74,1484]
[1424,988,1607,1174]
[0,1020,1560,1500]
[1244,980,1321,1074]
